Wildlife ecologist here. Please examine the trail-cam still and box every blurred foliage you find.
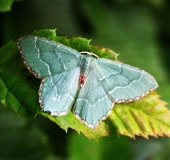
[1,0,170,159]
[0,0,17,12]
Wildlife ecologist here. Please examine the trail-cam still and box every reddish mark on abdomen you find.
[79,74,87,88]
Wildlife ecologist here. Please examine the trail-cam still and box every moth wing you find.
[39,67,80,115]
[74,67,113,128]
[18,36,80,78]
[95,58,158,102]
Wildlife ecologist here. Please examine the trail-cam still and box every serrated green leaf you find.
[0,29,169,140]
[107,91,169,139]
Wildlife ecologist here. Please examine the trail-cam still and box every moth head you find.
[80,51,99,59]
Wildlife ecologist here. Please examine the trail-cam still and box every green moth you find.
[18,36,158,129]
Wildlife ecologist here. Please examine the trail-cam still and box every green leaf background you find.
[1,0,170,159]
[0,0,17,12]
